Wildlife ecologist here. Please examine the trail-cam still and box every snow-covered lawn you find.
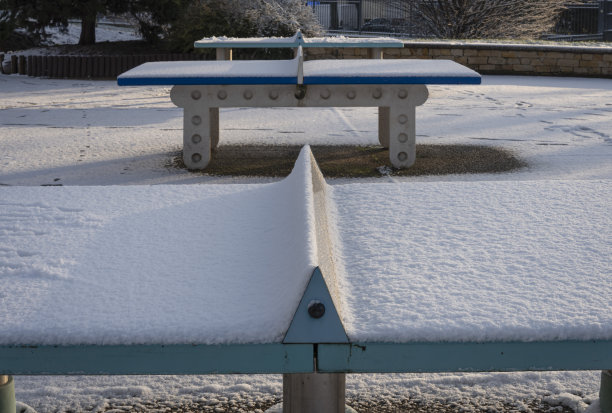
[1,75,610,186]
[0,72,611,413]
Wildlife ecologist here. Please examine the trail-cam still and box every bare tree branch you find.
[392,0,565,39]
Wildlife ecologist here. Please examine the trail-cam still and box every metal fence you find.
[307,0,427,38]
[307,0,605,40]
[547,1,603,40]
[555,2,600,34]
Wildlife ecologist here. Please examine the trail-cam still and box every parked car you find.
[360,18,392,32]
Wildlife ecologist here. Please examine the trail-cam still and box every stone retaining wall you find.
[305,42,612,78]
[2,42,611,79]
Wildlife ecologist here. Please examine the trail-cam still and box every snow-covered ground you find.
[1,38,611,410]
[1,75,610,185]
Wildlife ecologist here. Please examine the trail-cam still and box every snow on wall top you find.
[0,148,318,345]
[332,180,612,343]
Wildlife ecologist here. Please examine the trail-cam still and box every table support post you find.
[182,105,211,170]
[215,48,232,61]
[388,104,416,168]
[210,48,232,150]
[388,85,428,168]
[367,48,383,59]
[368,47,390,149]
[602,370,612,413]
[282,373,350,413]
[0,375,16,413]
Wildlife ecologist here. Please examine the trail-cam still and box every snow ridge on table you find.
[0,148,319,345]
[332,180,612,343]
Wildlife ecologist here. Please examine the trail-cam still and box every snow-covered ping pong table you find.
[1,147,611,413]
[117,42,480,170]
[193,29,404,60]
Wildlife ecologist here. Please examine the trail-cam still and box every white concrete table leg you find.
[171,86,214,169]
[367,48,383,59]
[210,48,232,150]
[216,48,232,61]
[171,86,211,169]
[388,85,428,168]
[389,104,417,167]
[182,107,210,169]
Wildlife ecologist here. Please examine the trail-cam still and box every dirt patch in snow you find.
[169,144,525,178]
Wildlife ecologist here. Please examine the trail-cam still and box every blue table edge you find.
[117,76,481,86]
[2,340,609,375]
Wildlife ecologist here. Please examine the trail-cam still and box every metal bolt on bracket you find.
[307,300,325,319]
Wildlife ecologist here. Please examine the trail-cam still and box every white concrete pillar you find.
[182,101,211,170]
[367,47,390,149]
[388,85,428,168]
[367,48,383,59]
[215,48,232,61]
[389,103,417,168]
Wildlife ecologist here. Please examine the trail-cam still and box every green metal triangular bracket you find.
[283,267,349,344]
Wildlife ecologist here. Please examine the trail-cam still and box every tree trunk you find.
[79,8,97,45]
